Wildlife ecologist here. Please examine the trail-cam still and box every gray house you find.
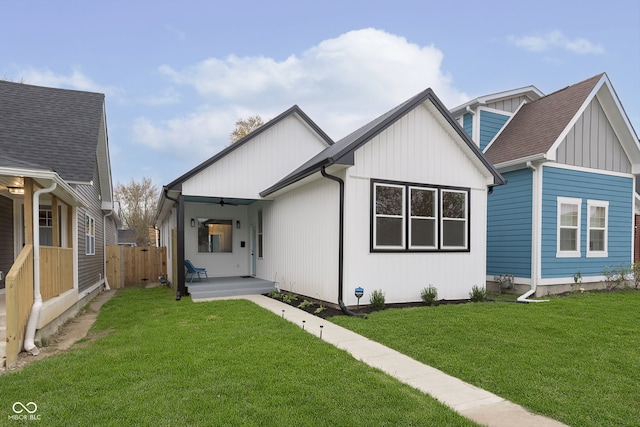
[0,80,119,367]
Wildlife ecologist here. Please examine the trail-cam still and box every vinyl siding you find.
[540,165,633,278]
[76,162,105,292]
[486,95,527,113]
[183,114,330,199]
[343,103,490,303]
[479,110,510,151]
[486,169,533,278]
[463,113,473,140]
[556,97,631,173]
[0,195,13,289]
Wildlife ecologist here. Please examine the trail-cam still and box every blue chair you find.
[185,260,209,283]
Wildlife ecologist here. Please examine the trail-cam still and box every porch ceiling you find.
[184,196,257,206]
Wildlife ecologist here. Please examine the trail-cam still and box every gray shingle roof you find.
[484,74,604,165]
[0,80,105,182]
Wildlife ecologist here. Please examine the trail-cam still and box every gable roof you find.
[0,80,106,183]
[449,85,544,116]
[260,88,505,197]
[484,74,606,166]
[165,105,334,190]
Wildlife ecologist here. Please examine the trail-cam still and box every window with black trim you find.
[372,180,469,252]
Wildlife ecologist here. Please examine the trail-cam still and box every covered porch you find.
[187,276,275,301]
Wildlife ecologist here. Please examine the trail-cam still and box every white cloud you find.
[19,66,123,97]
[138,86,181,106]
[144,28,469,146]
[509,30,605,55]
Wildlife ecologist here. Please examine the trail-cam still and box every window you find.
[85,214,95,255]
[441,190,468,249]
[374,183,405,249]
[587,200,608,257]
[372,180,469,251]
[257,210,263,258]
[197,218,232,253]
[557,197,581,257]
[409,187,436,249]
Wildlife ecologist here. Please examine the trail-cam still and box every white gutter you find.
[24,181,58,354]
[518,162,549,303]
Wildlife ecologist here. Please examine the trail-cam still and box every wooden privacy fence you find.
[5,244,34,367]
[106,246,167,288]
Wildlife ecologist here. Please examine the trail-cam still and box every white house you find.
[155,89,504,308]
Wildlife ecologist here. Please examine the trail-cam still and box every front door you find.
[250,224,257,276]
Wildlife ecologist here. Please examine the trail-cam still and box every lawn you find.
[0,287,478,426]
[331,290,640,427]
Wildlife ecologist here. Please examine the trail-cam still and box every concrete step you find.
[188,283,276,300]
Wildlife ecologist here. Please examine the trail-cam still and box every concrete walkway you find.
[200,294,567,427]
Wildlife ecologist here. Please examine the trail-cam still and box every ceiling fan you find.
[218,198,238,207]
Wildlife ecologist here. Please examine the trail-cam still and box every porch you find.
[187,276,275,301]
[0,293,5,367]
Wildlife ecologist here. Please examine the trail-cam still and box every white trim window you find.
[441,190,468,249]
[557,197,581,257]
[587,200,608,257]
[373,182,406,249]
[85,214,95,256]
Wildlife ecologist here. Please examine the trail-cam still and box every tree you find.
[114,177,159,246]
[229,115,264,143]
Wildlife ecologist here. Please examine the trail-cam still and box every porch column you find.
[51,195,59,247]
[176,194,186,299]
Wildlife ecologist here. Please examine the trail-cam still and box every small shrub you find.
[420,285,438,306]
[572,271,582,292]
[267,289,283,300]
[603,265,629,291]
[297,300,314,309]
[469,285,486,302]
[282,293,298,304]
[314,305,326,314]
[370,289,386,310]
[632,263,640,289]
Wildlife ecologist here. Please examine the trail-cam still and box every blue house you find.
[451,73,640,297]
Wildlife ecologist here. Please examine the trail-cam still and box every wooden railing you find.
[5,244,34,367]
[40,246,73,301]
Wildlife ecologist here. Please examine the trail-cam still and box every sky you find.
[1,0,639,188]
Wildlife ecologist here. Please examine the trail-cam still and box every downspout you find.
[320,166,365,318]
[24,181,57,355]
[518,162,549,303]
[163,189,185,300]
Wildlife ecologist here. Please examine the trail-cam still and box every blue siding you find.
[463,113,473,139]
[540,167,633,278]
[479,110,509,151]
[487,169,533,278]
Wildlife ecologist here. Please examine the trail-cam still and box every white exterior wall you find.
[182,114,330,198]
[342,103,491,304]
[184,202,250,277]
[159,204,177,280]
[252,178,339,303]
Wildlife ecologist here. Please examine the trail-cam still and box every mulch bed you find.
[264,290,456,319]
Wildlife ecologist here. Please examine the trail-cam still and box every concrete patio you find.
[187,276,276,300]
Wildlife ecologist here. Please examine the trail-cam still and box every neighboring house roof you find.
[484,73,606,166]
[261,88,505,197]
[449,85,544,116]
[165,105,334,190]
[0,80,105,183]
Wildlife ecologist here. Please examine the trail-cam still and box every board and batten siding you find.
[540,165,633,279]
[479,110,510,151]
[486,95,528,113]
[255,177,339,303]
[182,114,330,199]
[342,103,490,303]
[556,97,631,173]
[75,162,105,292]
[486,169,533,278]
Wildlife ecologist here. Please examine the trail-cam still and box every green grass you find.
[0,287,478,426]
[331,290,640,427]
